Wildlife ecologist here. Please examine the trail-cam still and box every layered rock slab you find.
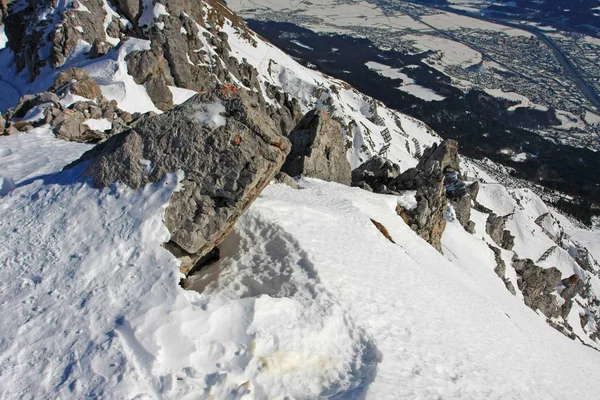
[67,90,290,271]
[281,109,351,185]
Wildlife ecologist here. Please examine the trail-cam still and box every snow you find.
[2,130,600,398]
[191,99,226,129]
[398,84,446,101]
[484,88,549,112]
[83,38,161,114]
[0,25,7,49]
[366,61,445,101]
[290,40,313,50]
[403,34,482,69]
[139,1,170,29]
[169,86,198,105]
[511,152,527,162]
[84,118,113,132]
[584,110,600,126]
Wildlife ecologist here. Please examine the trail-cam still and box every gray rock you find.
[50,0,108,68]
[416,139,460,173]
[53,68,102,100]
[468,181,480,201]
[513,257,562,318]
[281,109,351,185]
[110,0,141,24]
[53,116,86,141]
[488,244,506,279]
[351,156,401,193]
[12,92,60,119]
[450,194,472,232]
[559,274,584,318]
[90,39,113,59]
[273,172,298,189]
[486,213,515,251]
[395,162,447,252]
[67,89,290,271]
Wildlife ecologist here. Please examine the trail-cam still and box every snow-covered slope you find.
[2,131,600,399]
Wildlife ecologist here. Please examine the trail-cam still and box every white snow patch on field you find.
[398,84,445,101]
[403,34,482,68]
[291,40,313,50]
[485,88,549,111]
[366,61,446,101]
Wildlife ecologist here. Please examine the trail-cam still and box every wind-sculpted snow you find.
[1,132,600,398]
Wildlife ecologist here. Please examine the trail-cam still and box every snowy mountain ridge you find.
[1,0,600,398]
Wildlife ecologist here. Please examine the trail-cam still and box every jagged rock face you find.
[4,0,110,80]
[416,139,460,173]
[513,258,562,318]
[351,156,401,193]
[126,48,175,111]
[395,162,447,252]
[67,89,290,271]
[444,169,474,233]
[486,213,515,251]
[110,0,141,24]
[391,140,472,251]
[488,244,516,295]
[560,275,585,318]
[281,109,351,185]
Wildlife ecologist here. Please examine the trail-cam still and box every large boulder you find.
[351,156,401,193]
[394,162,447,252]
[67,89,291,272]
[486,213,515,250]
[416,139,460,172]
[513,258,562,318]
[281,109,351,185]
[52,68,102,100]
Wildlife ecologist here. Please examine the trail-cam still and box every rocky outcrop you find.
[126,49,174,111]
[391,139,474,251]
[416,139,460,172]
[52,69,103,100]
[2,90,133,142]
[66,88,291,272]
[4,0,110,80]
[351,156,401,193]
[488,244,516,295]
[513,258,562,318]
[444,168,476,233]
[486,213,515,251]
[394,162,447,252]
[281,109,351,185]
[559,274,585,318]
